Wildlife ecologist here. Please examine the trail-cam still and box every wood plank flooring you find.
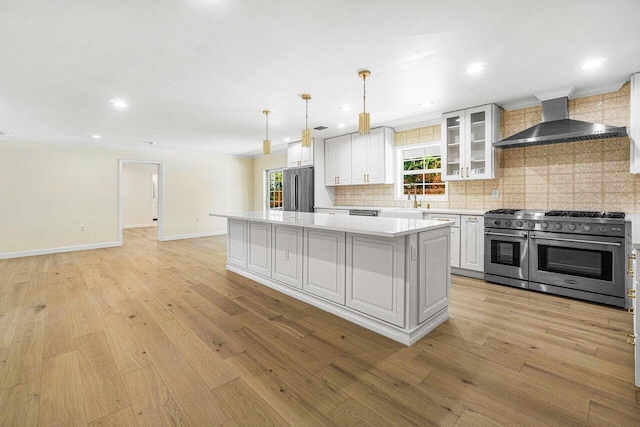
[0,227,639,426]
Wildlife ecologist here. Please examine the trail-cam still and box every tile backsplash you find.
[335,82,640,213]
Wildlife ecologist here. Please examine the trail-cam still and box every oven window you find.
[538,246,613,281]
[491,241,520,267]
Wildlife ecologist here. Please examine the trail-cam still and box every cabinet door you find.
[287,141,302,167]
[441,110,465,181]
[324,138,338,186]
[336,135,352,185]
[346,234,405,327]
[418,228,450,322]
[303,229,345,304]
[633,249,639,386]
[247,222,272,277]
[460,215,484,271]
[350,133,368,185]
[366,128,386,184]
[466,105,493,180]
[301,142,314,166]
[450,226,461,268]
[227,219,247,268]
[272,225,303,289]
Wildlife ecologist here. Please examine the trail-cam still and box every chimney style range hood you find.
[495,96,627,149]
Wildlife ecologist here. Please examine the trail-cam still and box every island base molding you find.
[227,264,449,346]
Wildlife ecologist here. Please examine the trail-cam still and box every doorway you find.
[119,159,163,244]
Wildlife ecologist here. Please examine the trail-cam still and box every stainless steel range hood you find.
[494,97,627,148]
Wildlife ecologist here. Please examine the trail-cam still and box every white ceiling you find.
[1,0,640,156]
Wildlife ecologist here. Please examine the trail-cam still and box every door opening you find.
[119,159,163,244]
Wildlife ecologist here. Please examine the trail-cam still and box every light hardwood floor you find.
[0,227,639,426]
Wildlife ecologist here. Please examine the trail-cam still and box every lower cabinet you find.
[272,225,303,289]
[346,234,405,327]
[247,222,272,277]
[227,219,248,268]
[303,229,346,304]
[426,213,461,268]
[460,215,484,272]
[418,228,450,323]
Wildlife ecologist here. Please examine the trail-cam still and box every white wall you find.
[0,141,254,257]
[123,163,157,228]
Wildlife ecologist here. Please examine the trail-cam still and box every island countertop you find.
[210,210,451,238]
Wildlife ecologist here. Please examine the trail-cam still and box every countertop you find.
[314,206,486,216]
[210,211,451,238]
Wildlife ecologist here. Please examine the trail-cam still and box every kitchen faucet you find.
[407,184,422,209]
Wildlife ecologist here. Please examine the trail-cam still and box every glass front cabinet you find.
[441,104,500,181]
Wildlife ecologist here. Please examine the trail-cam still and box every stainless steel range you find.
[484,209,633,308]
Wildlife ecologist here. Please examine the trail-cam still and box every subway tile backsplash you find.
[334,82,640,213]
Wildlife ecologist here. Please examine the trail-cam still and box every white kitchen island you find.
[209,211,452,345]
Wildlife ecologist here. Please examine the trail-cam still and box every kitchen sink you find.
[379,209,424,219]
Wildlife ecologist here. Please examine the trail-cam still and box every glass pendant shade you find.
[262,110,271,155]
[359,111,370,135]
[301,94,312,147]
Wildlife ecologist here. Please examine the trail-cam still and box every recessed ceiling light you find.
[419,101,434,108]
[91,135,101,139]
[110,99,128,109]
[284,137,291,142]
[582,58,606,69]
[466,63,486,74]
[337,123,346,128]
[339,105,352,111]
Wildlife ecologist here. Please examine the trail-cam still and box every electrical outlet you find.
[411,244,418,260]
[346,191,351,197]
[80,225,85,231]
[361,191,366,197]
[492,189,499,198]
[196,217,200,222]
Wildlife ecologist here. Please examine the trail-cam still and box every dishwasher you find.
[348,209,379,217]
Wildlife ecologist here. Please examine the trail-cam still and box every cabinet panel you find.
[303,229,346,304]
[287,140,313,167]
[450,226,461,268]
[366,129,386,183]
[227,219,247,268]
[418,229,449,322]
[351,133,368,185]
[247,222,272,277]
[272,225,303,289]
[324,138,338,186]
[460,215,484,271]
[337,135,352,185]
[346,234,405,327]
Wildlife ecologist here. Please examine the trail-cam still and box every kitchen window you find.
[266,169,283,210]
[395,142,447,200]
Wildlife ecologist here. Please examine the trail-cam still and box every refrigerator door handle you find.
[294,175,299,210]
[290,176,296,210]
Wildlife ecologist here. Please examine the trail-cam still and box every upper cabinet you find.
[287,140,314,168]
[441,104,500,181]
[324,135,352,186]
[325,127,394,186]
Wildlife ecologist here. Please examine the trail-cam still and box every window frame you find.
[265,168,284,211]
[395,141,448,201]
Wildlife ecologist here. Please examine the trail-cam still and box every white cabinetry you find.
[227,219,247,268]
[351,127,394,184]
[427,213,461,268]
[346,234,405,327]
[631,73,640,174]
[287,140,314,167]
[442,104,500,181]
[272,225,303,289]
[631,249,638,386]
[460,215,484,271]
[324,135,352,185]
[247,222,272,277]
[303,229,346,304]
[315,208,349,215]
[418,228,450,322]
[325,127,394,186]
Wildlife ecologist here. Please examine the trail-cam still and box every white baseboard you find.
[123,223,156,229]
[0,241,121,260]
[160,231,225,241]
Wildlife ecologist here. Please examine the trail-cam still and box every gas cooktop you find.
[486,209,625,219]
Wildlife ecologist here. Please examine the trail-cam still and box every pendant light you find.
[358,69,371,135]
[301,94,312,147]
[262,110,271,155]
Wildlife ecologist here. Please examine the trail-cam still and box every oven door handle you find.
[485,231,528,239]
[530,235,621,247]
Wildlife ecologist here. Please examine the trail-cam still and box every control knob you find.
[567,224,576,231]
[493,220,500,226]
[554,223,562,230]
[540,222,548,229]
[505,220,511,226]
[516,221,523,227]
[583,225,591,231]
[527,222,535,228]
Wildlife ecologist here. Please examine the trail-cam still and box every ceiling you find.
[1,0,640,156]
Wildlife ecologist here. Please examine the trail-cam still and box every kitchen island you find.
[209,211,452,345]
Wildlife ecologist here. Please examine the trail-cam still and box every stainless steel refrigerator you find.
[283,166,314,212]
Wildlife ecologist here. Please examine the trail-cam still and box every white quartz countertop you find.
[210,211,451,238]
[314,206,486,216]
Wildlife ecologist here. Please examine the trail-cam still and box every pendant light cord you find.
[305,98,309,130]
[362,74,367,113]
[265,112,269,140]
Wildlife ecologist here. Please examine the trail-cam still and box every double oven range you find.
[484,209,633,308]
